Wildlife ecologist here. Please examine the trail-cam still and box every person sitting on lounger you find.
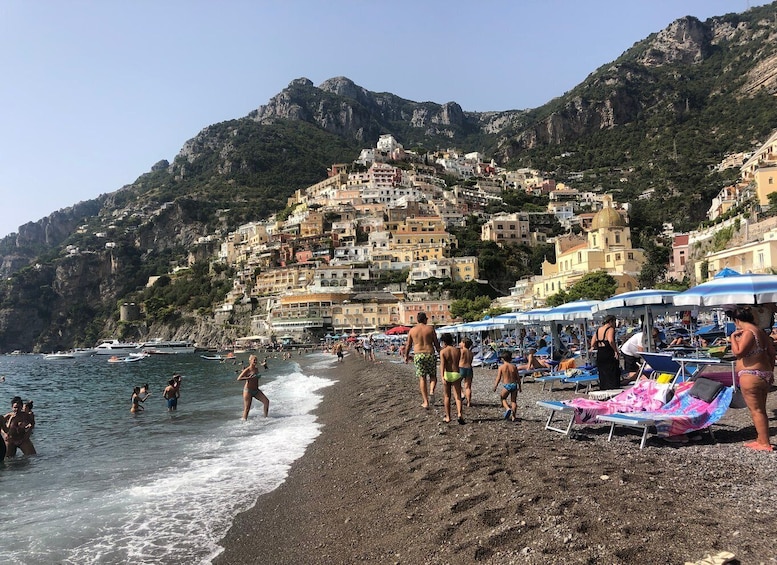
[516,348,548,372]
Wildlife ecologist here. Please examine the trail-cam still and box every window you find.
[615,233,621,244]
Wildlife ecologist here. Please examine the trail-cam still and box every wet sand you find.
[214,352,777,564]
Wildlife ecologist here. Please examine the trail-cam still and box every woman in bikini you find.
[237,354,269,419]
[728,306,776,451]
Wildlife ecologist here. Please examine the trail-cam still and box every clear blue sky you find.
[0,0,767,239]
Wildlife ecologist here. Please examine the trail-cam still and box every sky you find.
[0,0,769,239]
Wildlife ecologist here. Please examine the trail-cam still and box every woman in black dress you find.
[591,314,621,389]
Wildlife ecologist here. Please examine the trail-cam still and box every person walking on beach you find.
[404,312,441,409]
[493,350,520,421]
[237,354,269,419]
[333,341,344,362]
[727,306,776,451]
[439,333,465,424]
[459,337,475,407]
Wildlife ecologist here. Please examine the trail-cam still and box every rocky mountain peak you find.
[638,16,711,67]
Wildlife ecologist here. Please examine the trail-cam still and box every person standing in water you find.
[237,354,269,419]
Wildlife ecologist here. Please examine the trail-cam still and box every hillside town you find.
[185,131,777,343]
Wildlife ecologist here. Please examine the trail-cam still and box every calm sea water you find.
[0,351,336,564]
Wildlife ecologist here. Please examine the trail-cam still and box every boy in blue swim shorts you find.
[493,350,520,421]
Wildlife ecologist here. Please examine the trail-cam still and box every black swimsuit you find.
[594,326,621,389]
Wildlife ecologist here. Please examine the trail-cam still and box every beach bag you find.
[688,377,724,403]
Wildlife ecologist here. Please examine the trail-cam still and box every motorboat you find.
[140,339,196,354]
[94,339,141,355]
[43,352,76,360]
[70,347,95,357]
[108,353,146,363]
[200,354,224,361]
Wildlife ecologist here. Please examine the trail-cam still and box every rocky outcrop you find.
[637,16,712,67]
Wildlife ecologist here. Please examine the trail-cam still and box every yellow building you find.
[531,197,645,302]
[252,265,316,296]
[695,228,777,281]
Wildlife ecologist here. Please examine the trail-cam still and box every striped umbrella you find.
[593,289,679,352]
[536,299,602,322]
[673,274,777,307]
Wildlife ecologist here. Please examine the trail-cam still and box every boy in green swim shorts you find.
[439,333,464,424]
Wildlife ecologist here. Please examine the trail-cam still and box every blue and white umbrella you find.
[593,289,679,352]
[592,289,679,315]
[673,274,777,307]
[490,312,522,326]
[457,319,507,332]
[514,308,553,324]
[536,299,602,322]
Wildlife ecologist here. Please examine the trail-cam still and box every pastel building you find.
[531,196,645,303]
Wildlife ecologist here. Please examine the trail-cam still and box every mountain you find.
[2,2,777,352]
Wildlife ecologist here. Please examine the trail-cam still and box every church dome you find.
[592,206,626,229]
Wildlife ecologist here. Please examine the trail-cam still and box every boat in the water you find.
[200,354,224,361]
[108,353,146,363]
[94,339,141,355]
[140,339,196,354]
[43,352,76,360]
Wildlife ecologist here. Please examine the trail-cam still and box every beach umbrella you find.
[714,267,741,278]
[535,300,601,363]
[490,312,522,326]
[536,300,601,322]
[456,319,507,333]
[514,308,553,324]
[385,325,411,335]
[673,274,777,307]
[593,289,679,352]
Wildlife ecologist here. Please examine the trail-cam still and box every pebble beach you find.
[214,351,777,564]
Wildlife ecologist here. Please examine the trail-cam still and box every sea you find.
[0,350,337,564]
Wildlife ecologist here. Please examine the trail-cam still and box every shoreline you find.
[215,351,777,564]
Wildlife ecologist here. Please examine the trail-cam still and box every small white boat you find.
[108,353,146,363]
[201,354,224,361]
[43,352,76,360]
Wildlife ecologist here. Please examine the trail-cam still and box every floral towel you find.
[633,381,734,437]
[565,379,673,424]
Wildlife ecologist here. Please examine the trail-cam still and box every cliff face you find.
[250,76,477,142]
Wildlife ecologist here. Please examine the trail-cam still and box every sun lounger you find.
[597,377,735,449]
[562,370,600,393]
[534,371,568,391]
[536,379,672,437]
[518,366,551,384]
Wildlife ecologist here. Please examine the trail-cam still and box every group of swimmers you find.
[2,396,35,458]
[130,376,182,414]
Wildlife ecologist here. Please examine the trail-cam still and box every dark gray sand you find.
[215,352,777,564]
